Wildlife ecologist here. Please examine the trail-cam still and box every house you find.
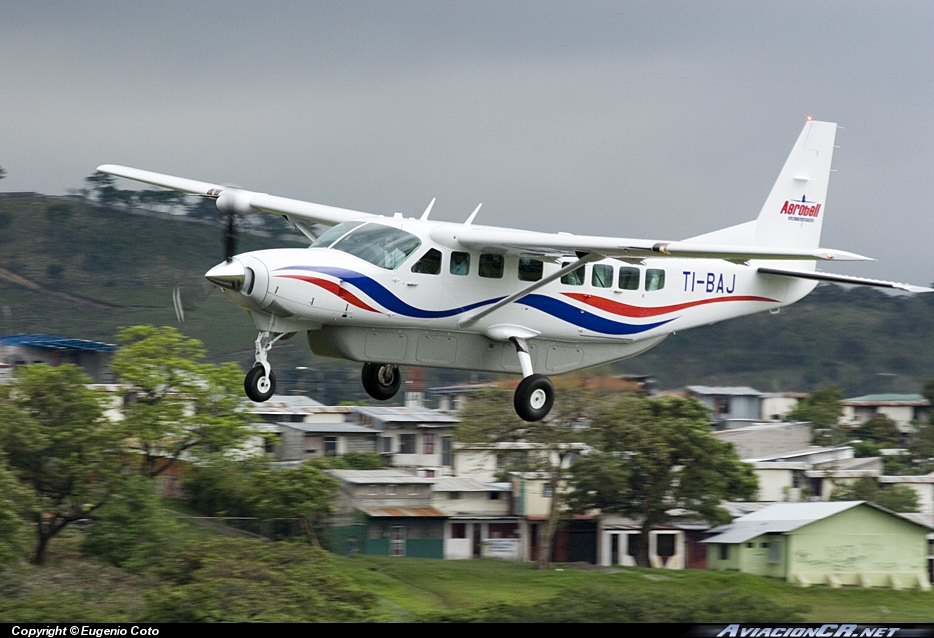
[760,392,807,421]
[325,469,445,558]
[841,394,930,434]
[715,421,812,460]
[703,501,933,589]
[878,474,934,516]
[599,516,690,569]
[431,477,519,560]
[746,445,885,502]
[684,386,763,428]
[351,406,458,475]
[452,441,588,483]
[0,333,116,383]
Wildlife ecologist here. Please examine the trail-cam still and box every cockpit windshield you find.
[327,223,422,270]
[310,221,364,249]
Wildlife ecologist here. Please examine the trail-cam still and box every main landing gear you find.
[244,331,287,403]
[361,363,401,401]
[509,336,554,422]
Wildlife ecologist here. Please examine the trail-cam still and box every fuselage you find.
[212,217,818,375]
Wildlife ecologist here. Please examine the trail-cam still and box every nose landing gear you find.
[244,331,287,403]
[361,363,401,401]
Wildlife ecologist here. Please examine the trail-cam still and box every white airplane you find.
[98,119,930,421]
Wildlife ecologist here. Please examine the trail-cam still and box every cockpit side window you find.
[560,263,585,286]
[331,224,421,270]
[450,251,470,276]
[411,248,442,275]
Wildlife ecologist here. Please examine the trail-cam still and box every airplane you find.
[98,118,931,422]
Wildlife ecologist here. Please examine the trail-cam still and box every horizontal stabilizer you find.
[757,267,933,293]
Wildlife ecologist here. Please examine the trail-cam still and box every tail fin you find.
[688,119,837,251]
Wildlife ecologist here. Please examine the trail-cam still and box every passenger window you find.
[618,267,640,290]
[645,269,665,291]
[479,254,504,279]
[450,251,470,276]
[592,264,613,288]
[560,263,585,286]
[411,248,442,274]
[518,257,543,282]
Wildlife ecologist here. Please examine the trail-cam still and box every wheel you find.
[361,363,401,401]
[514,374,555,422]
[244,365,277,402]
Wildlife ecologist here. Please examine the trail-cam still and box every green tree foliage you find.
[830,476,920,512]
[309,452,388,470]
[855,413,902,447]
[144,539,378,622]
[786,386,845,445]
[457,384,612,570]
[0,364,125,563]
[81,475,183,572]
[571,395,758,567]
[249,463,338,547]
[111,326,251,477]
[0,452,32,570]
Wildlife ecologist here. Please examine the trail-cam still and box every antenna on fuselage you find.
[464,203,482,226]
[420,198,436,220]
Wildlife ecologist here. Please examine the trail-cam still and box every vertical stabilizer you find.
[754,119,837,249]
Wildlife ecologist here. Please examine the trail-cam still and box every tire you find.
[244,365,277,402]
[514,374,555,422]
[361,363,401,401]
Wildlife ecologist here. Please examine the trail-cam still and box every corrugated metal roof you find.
[843,394,929,406]
[247,395,329,410]
[278,422,376,434]
[326,469,435,484]
[0,334,117,353]
[360,507,447,518]
[353,406,459,423]
[685,385,763,396]
[702,501,864,544]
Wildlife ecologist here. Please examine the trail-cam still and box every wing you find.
[428,225,872,263]
[757,267,933,293]
[96,165,377,226]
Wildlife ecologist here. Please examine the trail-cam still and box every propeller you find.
[224,212,237,262]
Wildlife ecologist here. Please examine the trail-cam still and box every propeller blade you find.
[224,213,237,262]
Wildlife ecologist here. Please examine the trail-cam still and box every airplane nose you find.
[205,259,245,291]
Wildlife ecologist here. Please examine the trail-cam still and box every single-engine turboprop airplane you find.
[98,119,930,421]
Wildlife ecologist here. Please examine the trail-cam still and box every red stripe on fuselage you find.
[561,293,779,317]
[276,275,381,313]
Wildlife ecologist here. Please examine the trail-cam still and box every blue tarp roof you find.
[0,334,117,353]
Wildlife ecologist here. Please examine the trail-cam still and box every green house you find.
[704,501,932,589]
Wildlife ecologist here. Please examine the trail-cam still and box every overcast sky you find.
[1,1,931,284]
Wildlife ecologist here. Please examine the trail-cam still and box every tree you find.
[456,383,611,570]
[786,386,845,445]
[570,394,758,568]
[0,166,6,181]
[111,326,253,477]
[855,413,901,448]
[0,451,32,570]
[0,364,125,563]
[249,463,338,547]
[830,476,919,512]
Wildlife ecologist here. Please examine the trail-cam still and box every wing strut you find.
[457,252,604,328]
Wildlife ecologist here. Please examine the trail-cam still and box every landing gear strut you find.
[509,336,554,422]
[244,331,285,402]
[361,363,401,401]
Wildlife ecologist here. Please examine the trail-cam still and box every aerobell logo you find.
[780,200,821,222]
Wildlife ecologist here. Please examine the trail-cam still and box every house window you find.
[719,544,730,560]
[645,268,665,291]
[411,248,442,274]
[450,251,470,275]
[518,257,543,282]
[423,433,435,455]
[592,264,613,288]
[618,267,640,290]
[390,525,406,556]
[367,485,379,496]
[768,540,781,564]
[441,436,453,466]
[627,534,641,558]
[408,485,419,496]
[449,491,461,500]
[542,484,553,498]
[386,484,397,495]
[560,263,585,286]
[324,436,337,457]
[400,434,416,454]
[380,436,393,453]
[489,491,500,500]
[451,523,467,539]
[479,254,504,278]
